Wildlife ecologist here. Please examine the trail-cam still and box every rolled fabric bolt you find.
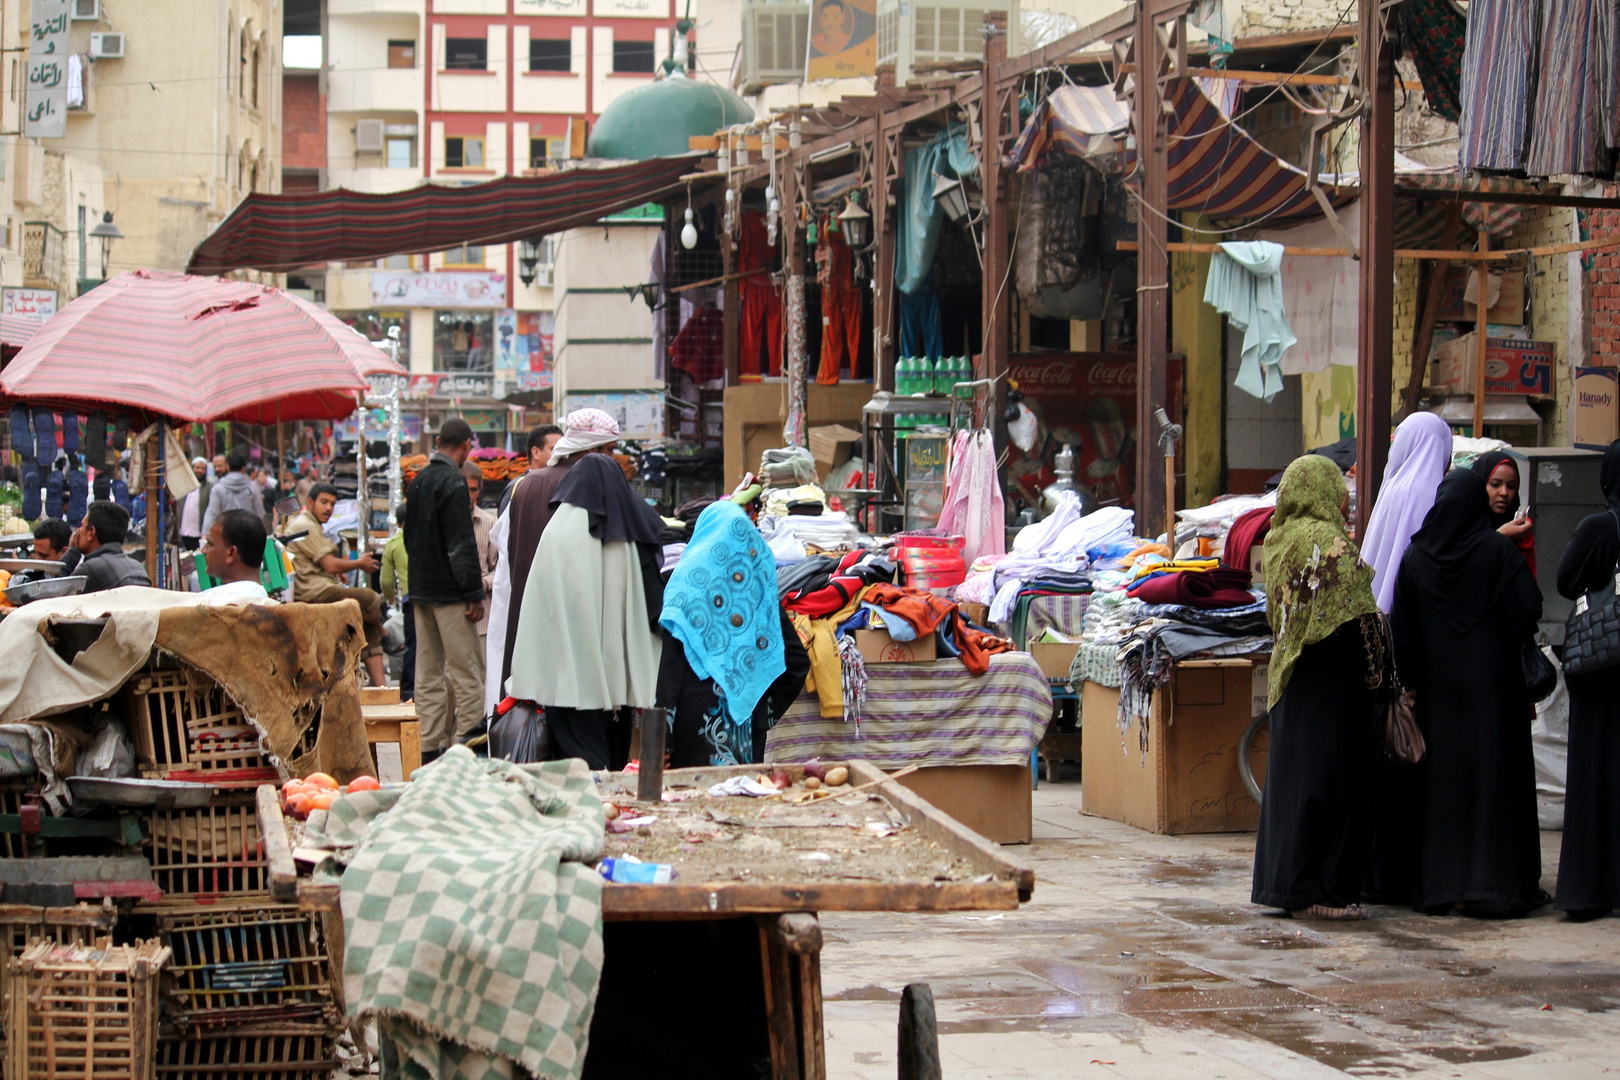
[20,460,41,520]
[31,407,54,465]
[8,406,32,462]
[84,411,107,471]
[45,468,63,520]
[66,470,87,527]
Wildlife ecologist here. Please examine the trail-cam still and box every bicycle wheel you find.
[1239,712,1269,806]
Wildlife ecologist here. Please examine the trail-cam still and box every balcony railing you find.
[23,221,65,292]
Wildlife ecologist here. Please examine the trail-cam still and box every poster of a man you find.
[811,0,852,54]
[805,0,874,79]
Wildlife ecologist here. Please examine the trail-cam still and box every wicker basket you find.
[125,669,273,783]
[142,794,267,901]
[153,1023,338,1080]
[6,938,170,1080]
[153,903,339,1029]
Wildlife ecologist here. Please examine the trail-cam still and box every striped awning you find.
[186,156,699,275]
[0,312,46,349]
[1009,84,1131,171]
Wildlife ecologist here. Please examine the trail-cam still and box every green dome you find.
[588,76,754,160]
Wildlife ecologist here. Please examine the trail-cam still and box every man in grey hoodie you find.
[202,453,266,532]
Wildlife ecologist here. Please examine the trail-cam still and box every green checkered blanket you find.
[308,747,605,1080]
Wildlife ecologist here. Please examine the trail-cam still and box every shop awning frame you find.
[186,156,701,275]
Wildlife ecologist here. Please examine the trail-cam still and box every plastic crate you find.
[7,938,170,1080]
[126,669,273,782]
[154,904,339,1028]
[154,1024,338,1080]
[142,794,267,901]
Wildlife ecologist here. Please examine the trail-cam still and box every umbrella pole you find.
[277,401,284,506]
[144,426,161,587]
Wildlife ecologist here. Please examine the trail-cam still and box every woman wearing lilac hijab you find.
[1361,412,1452,612]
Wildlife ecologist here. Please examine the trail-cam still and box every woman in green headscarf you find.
[1252,454,1385,920]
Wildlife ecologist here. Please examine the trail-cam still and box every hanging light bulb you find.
[723,187,737,237]
[680,207,698,249]
[789,121,802,150]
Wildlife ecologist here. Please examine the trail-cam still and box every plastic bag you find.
[79,715,136,779]
[488,702,548,764]
[1009,403,1039,453]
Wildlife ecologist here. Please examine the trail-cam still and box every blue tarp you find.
[894,124,979,295]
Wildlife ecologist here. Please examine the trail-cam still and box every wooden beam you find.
[1473,217,1490,436]
[995,4,1136,85]
[1355,0,1395,539]
[1390,185,1620,211]
[1114,235,1620,261]
[1133,4,1172,534]
[981,14,1012,448]
[688,134,791,152]
[1118,62,1422,90]
[1405,202,1463,416]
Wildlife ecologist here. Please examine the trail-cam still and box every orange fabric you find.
[815,228,861,384]
[861,584,1015,676]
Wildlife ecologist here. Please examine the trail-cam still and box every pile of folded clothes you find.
[1171,492,1276,559]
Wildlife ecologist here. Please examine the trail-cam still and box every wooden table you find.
[357,701,422,780]
[258,761,1032,1080]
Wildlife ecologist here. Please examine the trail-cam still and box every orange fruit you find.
[308,791,338,812]
[305,773,339,790]
[347,775,380,793]
[288,792,314,817]
[281,778,306,795]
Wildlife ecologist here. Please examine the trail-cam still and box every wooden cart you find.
[258,760,1033,1080]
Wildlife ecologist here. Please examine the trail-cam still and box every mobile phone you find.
[1514,508,1528,525]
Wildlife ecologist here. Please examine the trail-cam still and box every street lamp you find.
[931,172,971,227]
[89,212,123,279]
[837,194,871,250]
[518,236,543,287]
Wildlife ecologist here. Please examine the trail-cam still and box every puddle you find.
[1423,1044,1534,1065]
[1211,1011,1420,1077]
[826,984,900,1002]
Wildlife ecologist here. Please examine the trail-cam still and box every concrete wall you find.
[552,224,661,402]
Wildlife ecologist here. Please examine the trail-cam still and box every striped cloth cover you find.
[1457,0,1538,172]
[1527,0,1610,176]
[1025,593,1090,643]
[764,652,1053,769]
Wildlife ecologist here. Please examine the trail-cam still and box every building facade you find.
[2,0,281,315]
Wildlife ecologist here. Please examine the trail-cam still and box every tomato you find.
[308,790,338,812]
[288,792,314,817]
[347,775,381,793]
[281,778,305,795]
[305,772,339,790]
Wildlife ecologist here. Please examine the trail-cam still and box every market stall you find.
[258,758,1034,1080]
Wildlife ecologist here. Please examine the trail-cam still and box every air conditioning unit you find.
[739,3,808,93]
[72,0,98,20]
[876,0,986,84]
[532,265,554,288]
[355,119,386,153]
[89,32,124,59]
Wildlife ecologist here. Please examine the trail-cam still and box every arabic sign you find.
[594,0,669,17]
[518,0,587,13]
[404,373,497,401]
[371,271,507,310]
[3,288,57,316]
[26,0,70,138]
[806,0,875,80]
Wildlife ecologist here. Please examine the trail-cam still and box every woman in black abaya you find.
[1392,470,1545,916]
[1252,456,1384,920]
[1554,439,1620,920]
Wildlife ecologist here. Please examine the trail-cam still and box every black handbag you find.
[1563,508,1620,679]
[1522,641,1558,704]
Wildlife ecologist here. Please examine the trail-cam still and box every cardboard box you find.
[807,423,862,466]
[1435,333,1555,397]
[1437,267,1526,324]
[1027,642,1081,682]
[1068,319,1103,352]
[957,601,990,625]
[1574,367,1620,449]
[1081,658,1266,834]
[854,629,937,663]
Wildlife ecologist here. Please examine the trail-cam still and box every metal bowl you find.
[0,559,65,577]
[0,533,34,549]
[4,574,87,606]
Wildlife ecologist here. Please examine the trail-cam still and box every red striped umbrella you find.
[0,270,407,423]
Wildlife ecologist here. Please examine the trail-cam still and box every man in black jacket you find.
[73,502,151,592]
[403,418,487,759]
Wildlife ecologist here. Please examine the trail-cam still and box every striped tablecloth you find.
[1026,593,1090,642]
[764,652,1054,769]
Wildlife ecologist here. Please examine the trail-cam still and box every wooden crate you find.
[0,783,38,859]
[126,670,272,781]
[153,1024,338,1080]
[143,795,267,901]
[153,903,339,1029]
[7,938,170,1080]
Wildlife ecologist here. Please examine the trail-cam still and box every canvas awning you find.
[186,156,700,275]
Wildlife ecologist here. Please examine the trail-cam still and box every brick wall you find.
[1499,205,1577,444]
[281,73,325,172]
[1231,0,1353,36]
[1588,205,1620,368]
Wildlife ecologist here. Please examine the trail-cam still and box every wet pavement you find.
[819,776,1619,1078]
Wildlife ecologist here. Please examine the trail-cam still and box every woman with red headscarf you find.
[1471,452,1536,577]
